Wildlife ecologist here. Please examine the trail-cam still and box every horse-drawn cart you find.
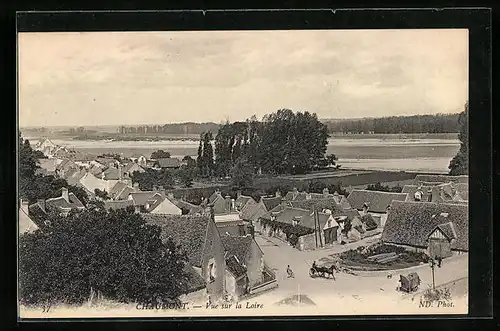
[309,261,336,279]
[398,272,421,293]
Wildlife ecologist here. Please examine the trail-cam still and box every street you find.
[253,234,468,314]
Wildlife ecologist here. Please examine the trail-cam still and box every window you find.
[207,258,216,283]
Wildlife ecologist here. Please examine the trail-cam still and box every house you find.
[34,138,58,156]
[108,181,138,200]
[347,190,408,227]
[130,154,147,167]
[155,158,181,169]
[55,159,80,178]
[104,199,135,211]
[122,162,145,177]
[141,214,226,300]
[19,199,39,234]
[207,190,235,215]
[221,234,276,300]
[148,192,183,215]
[79,172,118,196]
[36,158,59,176]
[427,222,458,259]
[29,187,86,217]
[402,183,468,204]
[259,207,336,251]
[96,157,121,168]
[381,200,468,256]
[414,174,468,185]
[173,199,205,215]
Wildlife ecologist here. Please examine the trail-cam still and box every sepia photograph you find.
[18,28,469,318]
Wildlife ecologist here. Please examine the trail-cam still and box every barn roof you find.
[141,214,212,267]
[381,201,468,251]
[347,190,408,213]
[261,196,282,211]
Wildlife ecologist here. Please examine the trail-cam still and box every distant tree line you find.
[365,182,403,193]
[449,103,468,175]
[323,113,460,134]
[118,122,221,135]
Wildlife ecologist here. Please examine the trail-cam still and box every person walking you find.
[286,265,295,278]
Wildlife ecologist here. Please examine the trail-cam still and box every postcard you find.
[18,27,469,318]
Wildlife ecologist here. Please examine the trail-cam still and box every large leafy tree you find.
[449,102,468,175]
[19,208,190,306]
[230,156,254,189]
[130,168,174,191]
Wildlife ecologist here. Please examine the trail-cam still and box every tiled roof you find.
[45,192,85,211]
[289,198,342,213]
[157,158,181,168]
[414,175,468,185]
[381,201,468,251]
[221,235,253,263]
[141,214,212,267]
[117,186,136,200]
[435,222,458,240]
[259,203,289,221]
[347,190,408,213]
[123,162,144,174]
[101,167,120,180]
[104,199,134,211]
[240,199,265,221]
[173,200,204,214]
[261,196,282,211]
[130,192,162,206]
[109,181,128,199]
[208,191,223,204]
[331,208,361,222]
[225,255,247,279]
[182,264,207,293]
[235,195,252,210]
[272,207,329,230]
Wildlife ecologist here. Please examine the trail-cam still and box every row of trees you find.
[195,109,334,183]
[365,182,404,193]
[323,113,461,134]
[118,122,221,135]
[448,103,468,175]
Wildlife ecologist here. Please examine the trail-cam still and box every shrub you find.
[423,286,452,302]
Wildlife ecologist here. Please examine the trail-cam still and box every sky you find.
[18,29,468,127]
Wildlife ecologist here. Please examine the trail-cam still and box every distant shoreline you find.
[23,132,459,142]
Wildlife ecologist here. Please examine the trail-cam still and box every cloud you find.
[18,29,468,126]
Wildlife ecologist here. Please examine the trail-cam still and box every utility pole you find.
[429,258,436,290]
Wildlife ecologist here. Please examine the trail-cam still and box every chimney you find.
[293,187,298,195]
[323,187,329,198]
[225,195,231,213]
[37,199,46,212]
[133,182,139,191]
[231,198,235,212]
[62,187,69,202]
[362,202,369,215]
[167,192,174,200]
[159,186,166,198]
[118,163,122,180]
[428,188,433,202]
[275,190,281,198]
[306,193,312,200]
[153,186,157,192]
[236,190,242,199]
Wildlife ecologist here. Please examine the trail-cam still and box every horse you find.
[309,264,336,280]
